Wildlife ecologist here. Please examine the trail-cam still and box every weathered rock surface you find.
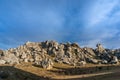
[40,58,53,69]
[0,41,120,69]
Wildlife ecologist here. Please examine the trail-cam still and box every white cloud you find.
[79,0,120,48]
[82,29,119,48]
[84,0,119,27]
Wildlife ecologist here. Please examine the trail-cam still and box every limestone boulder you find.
[3,53,19,64]
[0,60,6,64]
[110,56,119,64]
[41,58,54,69]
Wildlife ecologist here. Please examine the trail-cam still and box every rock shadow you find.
[49,65,120,75]
[0,66,49,80]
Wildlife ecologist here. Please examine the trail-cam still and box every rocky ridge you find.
[0,41,120,69]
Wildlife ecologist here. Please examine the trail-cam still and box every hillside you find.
[0,40,120,80]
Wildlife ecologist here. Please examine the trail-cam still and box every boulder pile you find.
[0,40,120,69]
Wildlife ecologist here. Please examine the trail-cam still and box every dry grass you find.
[0,63,120,80]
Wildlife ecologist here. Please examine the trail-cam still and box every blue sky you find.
[0,0,120,49]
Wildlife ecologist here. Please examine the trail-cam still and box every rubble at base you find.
[0,40,120,69]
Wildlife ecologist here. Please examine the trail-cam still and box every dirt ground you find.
[0,63,120,80]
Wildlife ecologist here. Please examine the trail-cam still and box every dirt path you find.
[52,68,120,80]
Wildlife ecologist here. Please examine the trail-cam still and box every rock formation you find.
[0,41,119,69]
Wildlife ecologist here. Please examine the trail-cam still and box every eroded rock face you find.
[101,60,108,64]
[110,56,119,64]
[0,41,119,68]
[40,58,53,69]
[95,44,106,55]
[0,60,6,64]
[0,50,3,55]
[83,47,96,57]
[35,58,54,70]
[114,49,120,59]
[86,58,98,64]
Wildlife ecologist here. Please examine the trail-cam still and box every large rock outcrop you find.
[0,41,119,69]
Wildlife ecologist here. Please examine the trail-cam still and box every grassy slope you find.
[0,63,120,80]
